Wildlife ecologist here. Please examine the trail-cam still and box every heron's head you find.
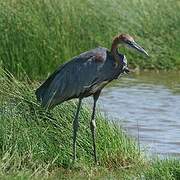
[115,34,149,56]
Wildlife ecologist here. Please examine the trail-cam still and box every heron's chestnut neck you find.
[111,37,122,66]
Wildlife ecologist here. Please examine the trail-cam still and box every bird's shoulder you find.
[36,47,108,91]
[72,47,108,64]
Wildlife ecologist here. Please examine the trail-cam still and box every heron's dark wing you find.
[35,47,108,109]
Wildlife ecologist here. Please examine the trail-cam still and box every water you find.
[98,71,180,157]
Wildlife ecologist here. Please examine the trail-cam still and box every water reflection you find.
[98,71,180,157]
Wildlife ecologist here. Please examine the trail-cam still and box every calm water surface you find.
[98,71,180,157]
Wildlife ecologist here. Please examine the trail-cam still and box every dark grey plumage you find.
[36,47,127,109]
[35,34,148,164]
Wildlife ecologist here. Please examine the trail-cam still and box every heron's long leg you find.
[72,98,82,163]
[90,91,101,164]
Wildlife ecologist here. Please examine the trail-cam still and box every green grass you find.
[143,159,180,180]
[0,0,180,79]
[0,69,143,178]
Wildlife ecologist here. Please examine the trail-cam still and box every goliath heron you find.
[35,34,149,164]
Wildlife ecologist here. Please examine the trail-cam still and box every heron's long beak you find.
[129,41,149,57]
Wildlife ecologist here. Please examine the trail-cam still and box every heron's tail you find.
[35,85,56,110]
[35,86,45,103]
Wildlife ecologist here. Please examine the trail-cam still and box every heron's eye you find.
[126,40,132,45]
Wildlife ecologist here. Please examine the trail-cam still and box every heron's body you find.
[35,34,148,164]
[36,47,127,109]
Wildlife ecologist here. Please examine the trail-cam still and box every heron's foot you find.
[72,156,77,164]
[94,159,99,166]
